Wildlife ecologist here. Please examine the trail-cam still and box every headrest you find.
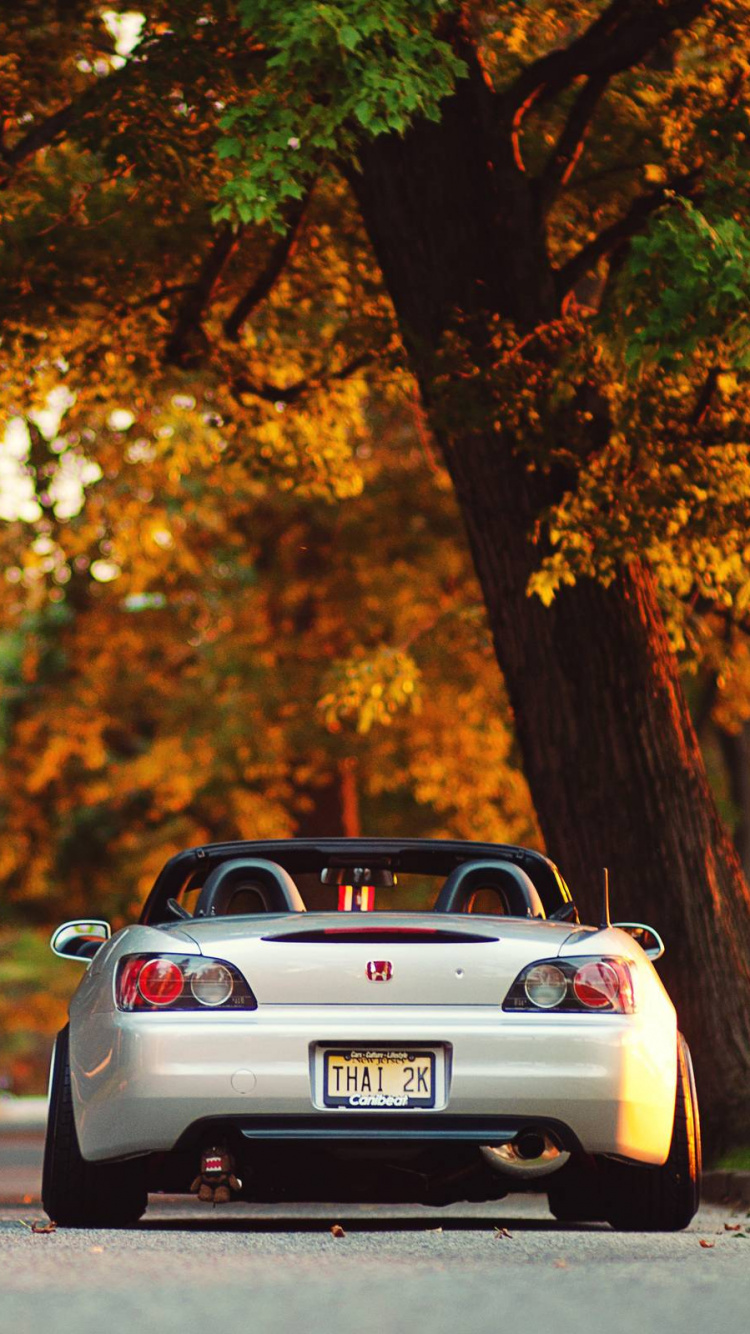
[194,858,306,917]
[433,860,545,918]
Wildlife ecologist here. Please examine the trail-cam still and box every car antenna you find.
[599,866,611,929]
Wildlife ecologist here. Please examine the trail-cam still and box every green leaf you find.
[214,1,466,226]
[216,137,242,160]
[339,24,361,51]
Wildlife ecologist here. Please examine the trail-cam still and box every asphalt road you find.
[2,1132,749,1334]
[2,1194,749,1334]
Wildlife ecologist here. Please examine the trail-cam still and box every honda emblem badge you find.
[366,960,393,982]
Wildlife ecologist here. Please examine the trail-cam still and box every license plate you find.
[323,1048,435,1108]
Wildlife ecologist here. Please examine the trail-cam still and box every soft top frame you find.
[140,837,573,924]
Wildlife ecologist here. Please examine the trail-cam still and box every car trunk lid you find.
[180,913,573,1005]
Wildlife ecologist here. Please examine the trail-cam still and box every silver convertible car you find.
[43,837,701,1229]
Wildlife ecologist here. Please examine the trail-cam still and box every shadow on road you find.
[1,1194,607,1232]
[133,1216,594,1233]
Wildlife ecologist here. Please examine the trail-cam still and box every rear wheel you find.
[547,1157,606,1223]
[603,1033,701,1232]
[42,1026,148,1227]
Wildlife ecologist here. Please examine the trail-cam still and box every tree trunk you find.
[445,455,750,1151]
[716,723,750,883]
[348,56,750,1149]
[294,759,361,838]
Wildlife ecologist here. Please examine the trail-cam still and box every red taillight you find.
[136,958,184,1006]
[117,956,144,1010]
[115,953,257,1011]
[573,960,634,1012]
[504,955,636,1013]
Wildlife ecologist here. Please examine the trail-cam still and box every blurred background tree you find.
[1,2,749,1149]
[0,22,535,1086]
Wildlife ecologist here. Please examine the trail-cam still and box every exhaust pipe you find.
[480,1129,570,1180]
[514,1130,547,1161]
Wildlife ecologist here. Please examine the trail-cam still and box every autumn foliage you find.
[1,4,750,1124]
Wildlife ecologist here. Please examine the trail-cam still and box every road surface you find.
[2,1130,748,1334]
[2,1196,749,1334]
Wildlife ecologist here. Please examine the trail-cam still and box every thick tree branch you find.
[558,55,741,308]
[562,158,654,192]
[505,0,708,119]
[165,225,243,368]
[0,102,79,176]
[0,35,172,181]
[0,31,265,183]
[223,191,311,341]
[232,372,308,406]
[536,73,610,212]
[117,282,191,313]
[232,349,374,407]
[555,170,699,300]
[692,366,721,425]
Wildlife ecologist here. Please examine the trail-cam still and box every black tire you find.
[603,1033,701,1232]
[547,1157,606,1223]
[42,1026,148,1227]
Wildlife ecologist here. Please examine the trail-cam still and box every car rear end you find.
[69,913,678,1199]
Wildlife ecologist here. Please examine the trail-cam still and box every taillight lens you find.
[504,955,636,1014]
[524,963,567,1009]
[190,962,233,1007]
[115,954,257,1012]
[574,960,632,1010]
[138,958,184,1006]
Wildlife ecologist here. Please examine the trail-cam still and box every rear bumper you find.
[69,1003,677,1165]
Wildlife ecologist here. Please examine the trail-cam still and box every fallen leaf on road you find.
[31,1221,57,1234]
[494,1227,512,1239]
[89,1246,104,1253]
[331,1224,346,1238]
[724,1223,742,1231]
[554,1259,569,1269]
[699,1239,715,1248]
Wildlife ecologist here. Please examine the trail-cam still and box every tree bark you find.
[293,760,361,839]
[348,55,750,1149]
[716,723,750,883]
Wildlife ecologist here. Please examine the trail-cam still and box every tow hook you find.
[190,1145,243,1204]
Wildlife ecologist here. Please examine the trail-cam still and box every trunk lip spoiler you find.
[260,926,500,944]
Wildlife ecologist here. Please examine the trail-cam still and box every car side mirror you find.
[50,920,111,962]
[613,922,665,961]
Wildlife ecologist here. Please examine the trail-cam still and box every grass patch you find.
[0,929,80,1094]
[716,1147,750,1171]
